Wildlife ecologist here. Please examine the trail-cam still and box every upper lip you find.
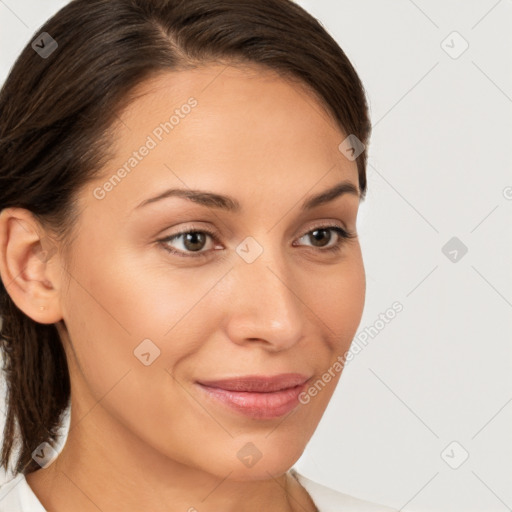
[197,373,310,393]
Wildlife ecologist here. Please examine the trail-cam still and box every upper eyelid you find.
[163,221,347,239]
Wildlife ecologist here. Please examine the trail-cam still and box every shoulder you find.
[290,468,399,512]
[0,472,46,512]
[0,473,25,510]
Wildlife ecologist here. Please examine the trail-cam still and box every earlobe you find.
[0,207,63,324]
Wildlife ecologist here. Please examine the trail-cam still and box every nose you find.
[222,244,306,352]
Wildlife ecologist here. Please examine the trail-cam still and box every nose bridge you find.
[225,238,305,348]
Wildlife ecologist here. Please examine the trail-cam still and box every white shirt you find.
[0,468,399,511]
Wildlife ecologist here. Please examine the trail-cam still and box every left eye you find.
[295,226,347,249]
[159,225,355,258]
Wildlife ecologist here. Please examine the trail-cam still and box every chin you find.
[213,437,306,482]
[222,461,297,482]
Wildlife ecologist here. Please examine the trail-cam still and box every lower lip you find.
[196,382,307,419]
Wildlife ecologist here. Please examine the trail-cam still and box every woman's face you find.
[50,63,365,480]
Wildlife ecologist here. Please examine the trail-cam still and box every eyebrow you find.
[135,180,360,212]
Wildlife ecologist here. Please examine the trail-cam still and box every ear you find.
[0,207,64,324]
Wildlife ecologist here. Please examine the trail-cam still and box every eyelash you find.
[158,223,357,259]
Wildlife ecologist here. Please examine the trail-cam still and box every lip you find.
[196,373,311,419]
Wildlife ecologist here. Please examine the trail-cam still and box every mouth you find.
[195,373,311,420]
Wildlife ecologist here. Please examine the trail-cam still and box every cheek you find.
[59,237,226,406]
[58,250,217,459]
[309,250,366,348]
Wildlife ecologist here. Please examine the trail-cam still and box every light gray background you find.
[1,1,511,511]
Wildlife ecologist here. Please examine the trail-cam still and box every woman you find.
[0,0,399,510]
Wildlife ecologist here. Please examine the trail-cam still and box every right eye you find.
[158,228,221,258]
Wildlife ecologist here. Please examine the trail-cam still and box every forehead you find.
[83,63,358,217]
[115,62,346,154]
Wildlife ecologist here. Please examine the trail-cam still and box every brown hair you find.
[0,0,371,475]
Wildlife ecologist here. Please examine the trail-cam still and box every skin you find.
[0,62,365,512]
